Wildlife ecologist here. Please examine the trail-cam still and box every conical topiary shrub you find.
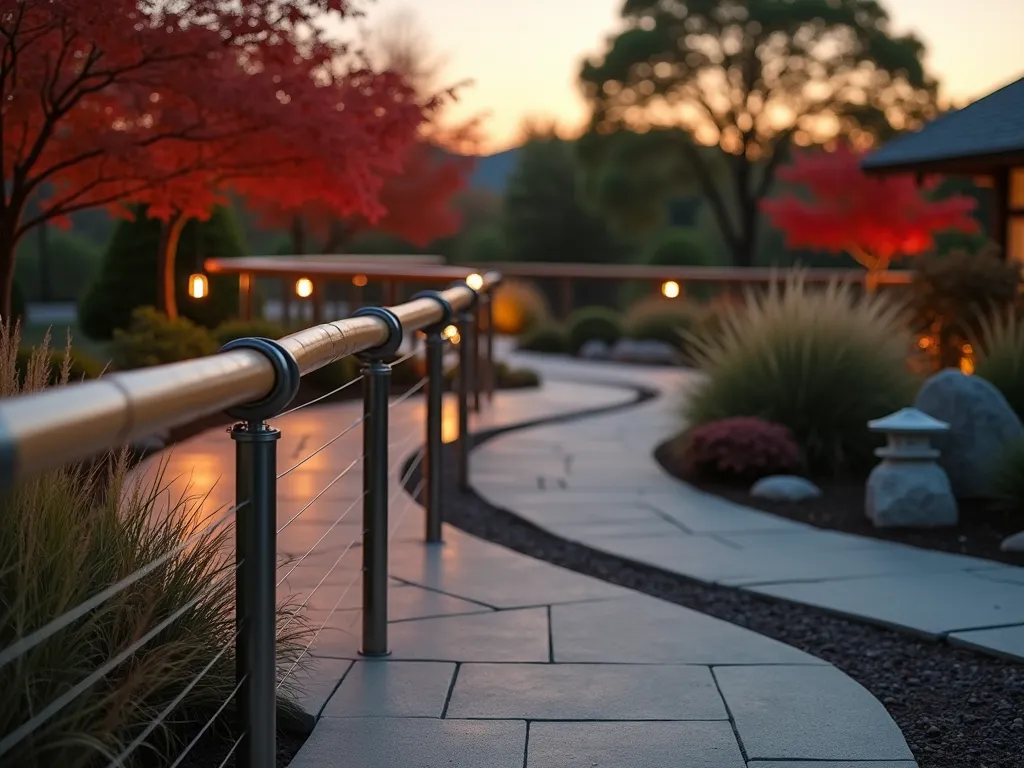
[79,206,246,340]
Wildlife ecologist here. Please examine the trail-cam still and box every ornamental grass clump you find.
[974,309,1024,423]
[0,322,307,768]
[683,274,918,476]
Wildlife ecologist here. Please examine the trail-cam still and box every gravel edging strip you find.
[402,380,1024,768]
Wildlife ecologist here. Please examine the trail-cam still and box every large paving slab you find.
[322,661,455,718]
[752,570,1024,637]
[143,365,920,767]
[527,721,745,768]
[714,665,915,761]
[446,662,727,720]
[949,624,1024,661]
[476,351,1024,661]
[290,718,527,768]
[550,594,823,665]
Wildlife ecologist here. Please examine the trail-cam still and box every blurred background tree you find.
[579,0,941,267]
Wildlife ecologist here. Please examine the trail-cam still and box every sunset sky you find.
[355,0,1024,154]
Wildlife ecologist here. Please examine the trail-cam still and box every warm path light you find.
[443,324,461,344]
[188,273,209,299]
[352,274,368,287]
[295,278,314,298]
[466,273,484,291]
[661,280,680,299]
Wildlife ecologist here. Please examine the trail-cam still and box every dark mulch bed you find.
[652,438,1024,568]
[401,386,1024,768]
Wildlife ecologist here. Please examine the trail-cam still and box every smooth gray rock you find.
[750,475,822,502]
[1001,530,1024,552]
[577,339,610,360]
[866,460,958,528]
[610,338,679,365]
[914,370,1024,497]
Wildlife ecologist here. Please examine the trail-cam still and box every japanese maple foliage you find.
[0,0,429,316]
[761,143,980,272]
[251,8,476,255]
[256,139,472,251]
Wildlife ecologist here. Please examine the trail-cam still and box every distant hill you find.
[466,148,520,193]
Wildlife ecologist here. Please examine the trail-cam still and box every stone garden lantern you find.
[865,407,958,528]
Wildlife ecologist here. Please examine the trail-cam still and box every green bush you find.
[624,297,700,352]
[495,361,541,389]
[111,307,217,370]
[518,321,568,354]
[974,309,1024,422]
[683,274,918,476]
[80,205,248,340]
[15,229,102,302]
[566,306,623,354]
[213,319,289,348]
[621,227,716,305]
[0,328,309,766]
[910,245,1022,370]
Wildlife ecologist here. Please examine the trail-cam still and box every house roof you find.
[862,75,1024,174]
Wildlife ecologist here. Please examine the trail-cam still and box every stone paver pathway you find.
[141,372,916,767]
[477,352,1024,664]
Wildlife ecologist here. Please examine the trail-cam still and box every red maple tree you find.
[254,8,476,255]
[0,0,429,317]
[761,143,980,276]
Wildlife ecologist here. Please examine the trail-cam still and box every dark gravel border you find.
[402,382,1024,768]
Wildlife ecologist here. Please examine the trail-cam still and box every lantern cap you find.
[868,407,949,434]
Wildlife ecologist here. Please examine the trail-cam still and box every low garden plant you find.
[518,321,568,354]
[910,245,1022,370]
[111,307,217,369]
[566,306,623,355]
[677,416,803,485]
[0,324,309,767]
[624,297,700,353]
[683,274,918,476]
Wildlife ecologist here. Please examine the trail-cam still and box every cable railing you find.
[0,271,500,768]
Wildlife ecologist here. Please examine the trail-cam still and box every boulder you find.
[865,460,958,528]
[578,340,610,360]
[749,475,822,502]
[1002,531,1024,552]
[913,370,1024,498]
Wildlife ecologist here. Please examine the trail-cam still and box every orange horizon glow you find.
[350,0,1024,155]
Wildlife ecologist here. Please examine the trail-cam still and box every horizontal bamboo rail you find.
[0,272,501,483]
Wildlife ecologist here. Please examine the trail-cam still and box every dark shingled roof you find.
[862,75,1024,174]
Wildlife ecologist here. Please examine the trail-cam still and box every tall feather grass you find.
[683,274,919,476]
[0,322,308,768]
[973,309,1024,423]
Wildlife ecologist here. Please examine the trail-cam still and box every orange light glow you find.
[352,274,368,287]
[188,273,209,299]
[295,278,314,298]
[466,273,484,291]
[960,344,975,375]
[661,280,680,299]
[443,324,461,345]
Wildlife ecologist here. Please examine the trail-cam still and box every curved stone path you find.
[478,352,1024,665]
[149,371,917,767]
